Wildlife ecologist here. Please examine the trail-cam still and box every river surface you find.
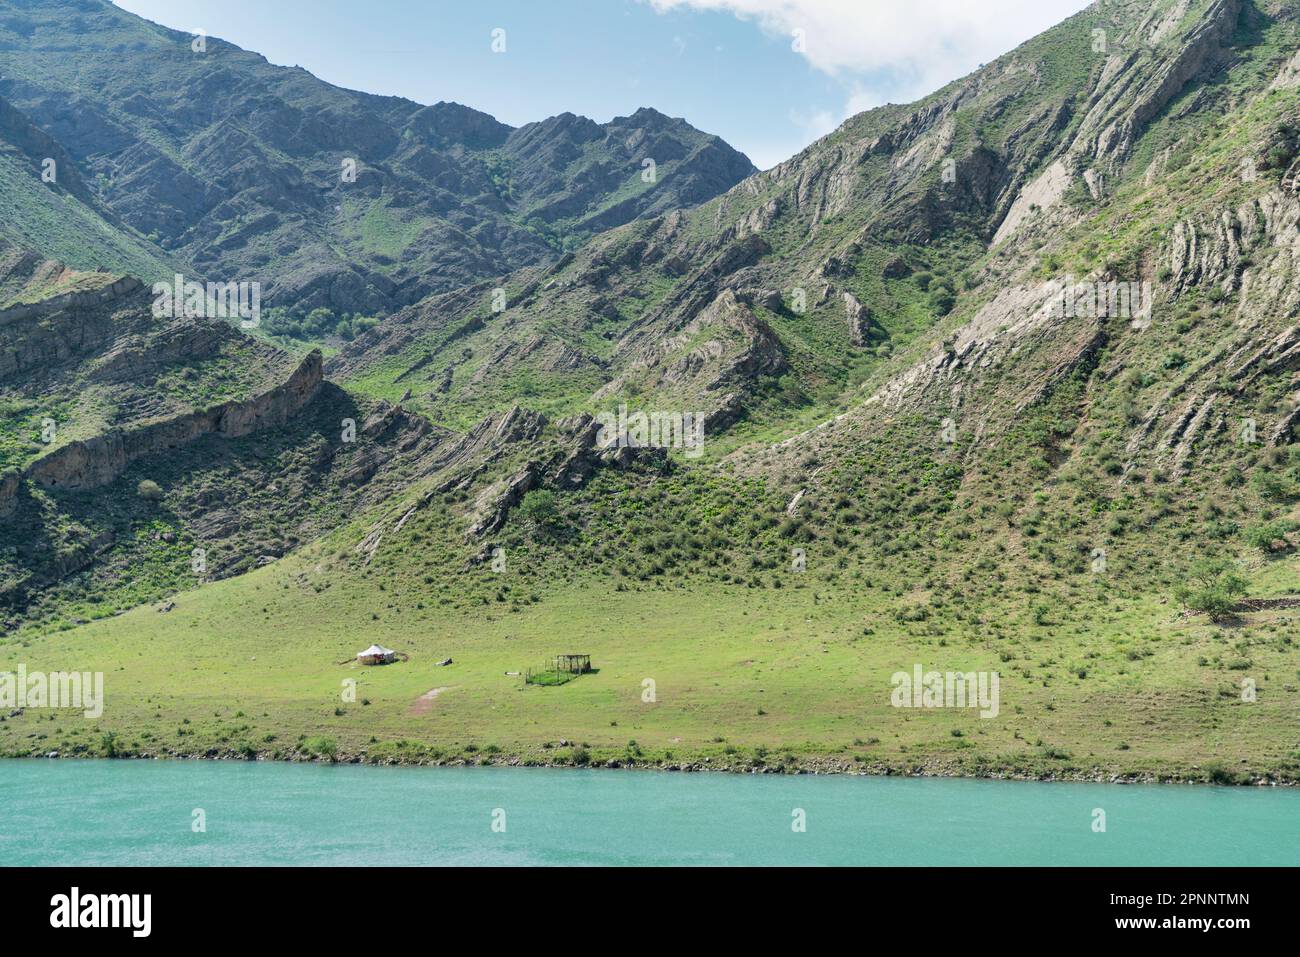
[1,760,1295,865]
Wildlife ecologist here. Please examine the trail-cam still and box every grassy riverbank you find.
[3,541,1298,785]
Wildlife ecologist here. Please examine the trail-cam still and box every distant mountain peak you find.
[0,0,757,319]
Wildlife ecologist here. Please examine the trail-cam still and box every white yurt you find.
[356,644,397,665]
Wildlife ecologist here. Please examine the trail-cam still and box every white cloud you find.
[646,0,1092,102]
[788,105,838,145]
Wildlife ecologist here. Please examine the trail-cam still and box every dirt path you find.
[408,686,451,716]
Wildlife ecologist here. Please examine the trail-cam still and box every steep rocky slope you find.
[733,0,1298,521]
[330,0,1300,591]
[500,107,757,237]
[5,0,1300,783]
[0,0,755,324]
[0,250,461,622]
[0,270,295,472]
[0,93,180,283]
[333,1,1250,447]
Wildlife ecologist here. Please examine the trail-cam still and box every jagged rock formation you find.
[0,252,445,617]
[499,107,757,237]
[0,274,296,473]
[9,0,1300,640]
[995,0,1245,244]
[592,288,787,423]
[844,292,873,347]
[0,2,754,318]
[0,368,449,616]
[717,0,1300,509]
[6,351,322,506]
[348,402,649,563]
[0,275,142,327]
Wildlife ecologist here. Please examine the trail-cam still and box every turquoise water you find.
[1,760,1296,866]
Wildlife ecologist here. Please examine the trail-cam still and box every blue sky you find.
[113,0,1091,170]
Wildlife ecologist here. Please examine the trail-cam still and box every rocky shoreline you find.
[11,743,1295,787]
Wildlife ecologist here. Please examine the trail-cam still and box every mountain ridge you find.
[0,0,756,325]
[2,0,1300,784]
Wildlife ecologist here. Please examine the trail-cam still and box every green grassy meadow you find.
[3,532,1297,783]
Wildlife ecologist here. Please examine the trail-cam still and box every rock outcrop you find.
[0,276,143,329]
[993,0,1243,245]
[845,292,873,347]
[4,351,322,507]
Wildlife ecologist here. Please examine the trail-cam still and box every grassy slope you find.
[5,1,1300,782]
[3,500,1296,782]
[0,151,176,284]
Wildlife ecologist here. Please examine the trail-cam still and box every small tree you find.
[1173,558,1248,621]
[519,489,560,532]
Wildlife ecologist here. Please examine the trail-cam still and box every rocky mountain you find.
[0,0,755,327]
[0,93,181,283]
[500,107,757,237]
[329,0,1300,593]
[0,249,437,620]
[12,0,1299,617]
[329,0,1134,433]
[4,0,1300,782]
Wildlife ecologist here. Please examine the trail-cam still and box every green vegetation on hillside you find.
[3,0,1300,789]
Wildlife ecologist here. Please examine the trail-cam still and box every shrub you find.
[1182,587,1236,618]
[1203,761,1247,785]
[137,479,163,501]
[930,289,957,316]
[1243,519,1297,553]
[519,489,560,530]
[303,735,337,760]
[1250,469,1295,502]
